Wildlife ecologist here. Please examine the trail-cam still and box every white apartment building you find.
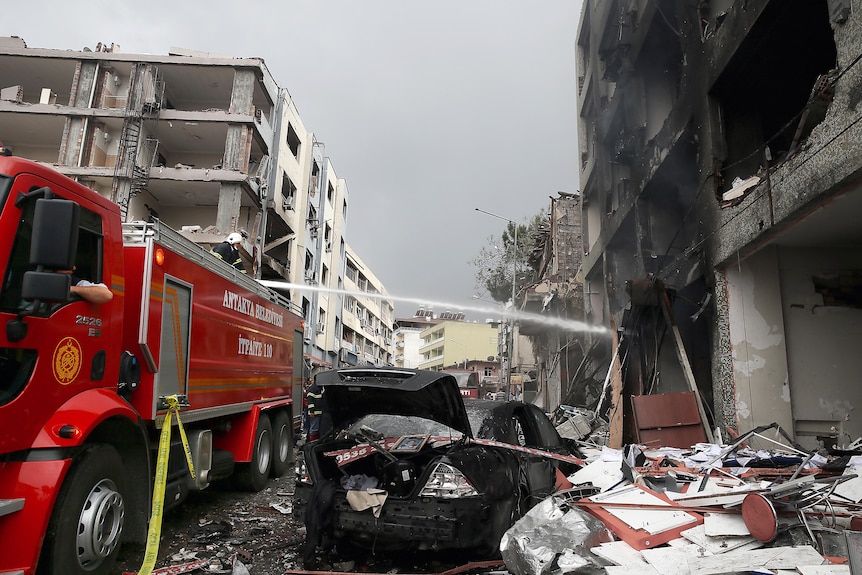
[393,310,441,368]
[340,245,394,367]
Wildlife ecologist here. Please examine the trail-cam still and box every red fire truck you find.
[0,155,305,575]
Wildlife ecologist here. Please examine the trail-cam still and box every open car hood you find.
[316,368,474,437]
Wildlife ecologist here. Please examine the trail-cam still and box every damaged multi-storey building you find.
[575,0,862,449]
[0,36,394,374]
[519,192,588,412]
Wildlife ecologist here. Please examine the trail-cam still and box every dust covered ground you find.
[111,473,499,575]
[112,474,306,574]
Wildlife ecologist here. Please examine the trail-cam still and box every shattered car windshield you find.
[346,414,464,439]
[465,404,494,436]
[343,401,497,440]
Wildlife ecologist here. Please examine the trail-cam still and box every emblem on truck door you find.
[53,336,82,384]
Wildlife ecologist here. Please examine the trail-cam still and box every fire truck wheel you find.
[270,410,293,477]
[235,413,272,491]
[38,444,126,575]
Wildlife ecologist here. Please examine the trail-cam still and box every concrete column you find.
[216,182,243,234]
[59,118,86,165]
[711,268,737,434]
[72,61,99,107]
[223,125,250,171]
[724,247,793,437]
[223,69,255,171]
[229,69,255,114]
[58,61,99,166]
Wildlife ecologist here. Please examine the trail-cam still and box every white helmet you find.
[227,232,243,244]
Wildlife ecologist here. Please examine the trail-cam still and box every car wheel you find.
[38,444,126,575]
[270,409,293,477]
[235,413,272,491]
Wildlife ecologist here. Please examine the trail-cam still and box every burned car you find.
[294,368,581,562]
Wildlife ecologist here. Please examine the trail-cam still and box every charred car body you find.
[294,368,581,560]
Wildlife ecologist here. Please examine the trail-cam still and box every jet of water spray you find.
[259,280,610,335]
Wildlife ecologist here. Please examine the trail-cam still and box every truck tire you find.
[38,444,126,575]
[270,410,293,477]
[235,413,272,491]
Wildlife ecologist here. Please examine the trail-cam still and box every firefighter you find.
[211,232,246,272]
[306,378,331,441]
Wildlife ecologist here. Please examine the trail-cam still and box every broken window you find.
[710,0,837,204]
[308,161,319,196]
[304,250,313,278]
[345,261,358,284]
[281,171,296,211]
[286,123,301,159]
[813,272,862,308]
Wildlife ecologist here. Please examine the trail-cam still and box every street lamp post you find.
[474,208,518,398]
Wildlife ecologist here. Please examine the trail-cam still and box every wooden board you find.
[631,392,707,448]
[608,316,624,449]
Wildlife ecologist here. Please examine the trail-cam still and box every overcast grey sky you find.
[4,0,582,320]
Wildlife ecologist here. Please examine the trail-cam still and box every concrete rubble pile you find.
[501,422,862,575]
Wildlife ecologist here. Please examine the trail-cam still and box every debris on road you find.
[500,495,613,575]
[271,502,293,515]
[116,418,862,575]
[499,422,862,575]
[113,477,307,575]
[120,558,209,575]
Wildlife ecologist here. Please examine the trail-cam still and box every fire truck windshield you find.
[0,191,36,314]
[0,173,11,209]
[0,173,37,405]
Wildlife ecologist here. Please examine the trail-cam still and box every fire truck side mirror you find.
[13,270,71,340]
[19,198,80,306]
[21,271,72,303]
[30,198,80,269]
